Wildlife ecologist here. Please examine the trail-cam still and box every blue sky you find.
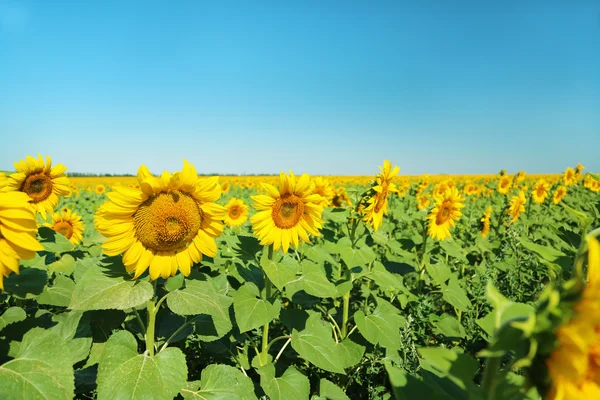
[0,1,598,175]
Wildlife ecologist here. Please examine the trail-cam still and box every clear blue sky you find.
[1,1,598,175]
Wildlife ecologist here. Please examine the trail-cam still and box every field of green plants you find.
[1,158,599,400]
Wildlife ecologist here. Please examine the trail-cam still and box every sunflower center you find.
[229,206,240,219]
[374,191,388,213]
[53,221,74,239]
[133,191,203,252]
[537,187,545,197]
[21,173,53,203]
[332,195,343,207]
[272,194,304,229]
[436,201,452,225]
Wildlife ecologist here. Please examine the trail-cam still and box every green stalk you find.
[481,356,501,400]
[146,299,156,357]
[261,245,274,361]
[341,267,351,338]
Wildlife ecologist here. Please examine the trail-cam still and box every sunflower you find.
[221,181,230,193]
[0,192,44,290]
[497,176,512,195]
[331,187,351,208]
[416,192,430,210]
[311,177,334,207]
[0,154,71,219]
[553,186,567,205]
[507,191,526,224]
[426,187,464,241]
[576,163,585,176]
[362,160,400,231]
[514,170,526,185]
[250,172,324,253]
[563,167,577,186]
[95,160,226,280]
[545,236,600,399]
[224,198,249,227]
[585,176,600,193]
[96,184,106,195]
[480,206,492,238]
[48,209,85,245]
[532,179,550,204]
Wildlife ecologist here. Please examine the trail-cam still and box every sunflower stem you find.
[341,268,352,338]
[146,298,156,357]
[481,356,502,400]
[261,245,274,363]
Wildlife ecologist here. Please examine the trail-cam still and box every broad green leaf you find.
[426,263,452,287]
[319,378,350,400]
[181,364,257,400]
[433,314,466,339]
[50,311,92,365]
[291,312,347,374]
[0,327,74,399]
[37,275,75,307]
[439,240,467,261]
[337,237,376,267]
[96,330,187,400]
[442,277,472,312]
[299,260,337,298]
[194,314,233,342]
[257,363,310,400]
[519,238,566,262]
[0,307,26,331]
[69,267,153,311]
[355,298,406,350]
[167,280,233,317]
[3,267,48,298]
[165,273,184,292]
[369,261,404,291]
[385,360,452,400]
[39,227,75,253]
[260,254,299,291]
[418,347,479,392]
[233,282,281,333]
[48,254,76,274]
[336,338,365,369]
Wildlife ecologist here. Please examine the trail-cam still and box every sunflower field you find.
[1,155,600,400]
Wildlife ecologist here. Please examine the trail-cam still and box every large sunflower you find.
[497,176,512,195]
[251,172,324,253]
[562,167,577,186]
[553,186,567,205]
[95,161,226,280]
[532,179,550,204]
[0,192,44,290]
[507,191,526,224]
[545,236,600,399]
[480,206,492,238]
[426,187,464,241]
[362,160,400,231]
[311,177,334,207]
[224,197,249,227]
[48,209,85,245]
[0,155,71,219]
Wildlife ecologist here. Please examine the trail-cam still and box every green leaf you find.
[299,260,337,298]
[369,262,404,291]
[96,330,187,400]
[442,277,472,312]
[165,273,184,292]
[48,254,76,274]
[0,307,26,332]
[257,363,310,400]
[181,364,257,400]
[39,226,75,253]
[385,361,452,400]
[355,298,406,350]
[337,237,376,267]
[319,378,350,400]
[433,314,466,339]
[426,263,452,287]
[260,254,299,291]
[291,312,348,374]
[69,267,153,311]
[50,311,92,365]
[167,280,233,342]
[418,347,478,392]
[37,275,76,307]
[438,240,467,261]
[233,282,281,333]
[3,267,48,298]
[0,327,75,399]
[519,238,566,262]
